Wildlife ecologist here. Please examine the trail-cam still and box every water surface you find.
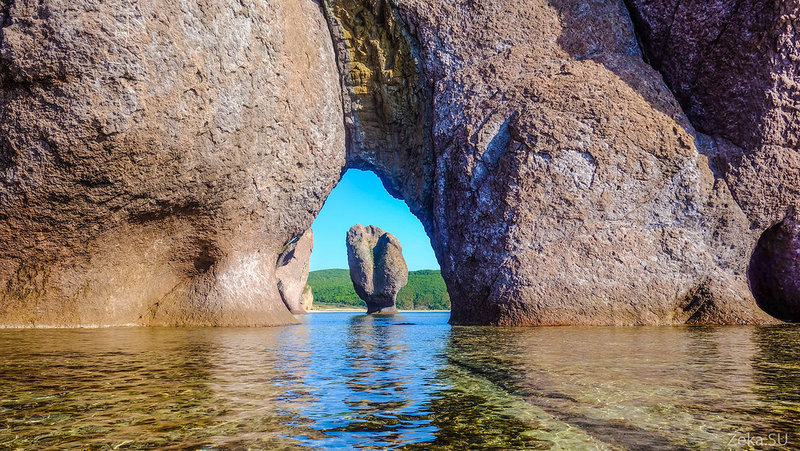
[1,312,799,449]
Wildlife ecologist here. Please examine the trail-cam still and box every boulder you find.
[346,224,408,314]
[276,229,314,314]
[0,0,796,327]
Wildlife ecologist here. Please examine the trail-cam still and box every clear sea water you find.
[1,312,799,449]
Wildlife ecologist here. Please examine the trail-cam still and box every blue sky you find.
[309,169,439,271]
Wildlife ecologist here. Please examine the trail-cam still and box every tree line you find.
[307,269,450,310]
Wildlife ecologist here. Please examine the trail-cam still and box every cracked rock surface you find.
[371,0,787,325]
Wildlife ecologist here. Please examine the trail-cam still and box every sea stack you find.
[346,225,408,314]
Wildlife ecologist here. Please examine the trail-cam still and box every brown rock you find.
[0,0,345,326]
[301,284,314,312]
[0,0,795,327]
[346,224,408,314]
[326,0,781,325]
[276,229,313,314]
[625,0,799,322]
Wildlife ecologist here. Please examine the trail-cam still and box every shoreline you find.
[309,309,450,313]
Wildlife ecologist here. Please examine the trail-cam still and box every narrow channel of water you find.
[1,312,798,449]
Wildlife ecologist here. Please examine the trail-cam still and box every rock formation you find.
[275,229,314,314]
[0,0,344,326]
[0,0,796,326]
[346,224,408,314]
[624,0,800,322]
[301,284,314,312]
[322,0,796,325]
[748,213,800,322]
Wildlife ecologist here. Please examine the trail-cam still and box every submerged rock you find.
[346,225,408,314]
[276,230,314,314]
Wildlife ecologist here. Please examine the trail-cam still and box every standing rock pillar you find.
[346,224,408,314]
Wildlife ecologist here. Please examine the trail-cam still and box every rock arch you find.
[0,0,795,326]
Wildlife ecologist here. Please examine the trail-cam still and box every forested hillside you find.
[308,269,450,310]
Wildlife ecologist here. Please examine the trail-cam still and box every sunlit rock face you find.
[0,0,345,326]
[324,0,789,325]
[346,224,408,314]
[0,0,795,326]
[625,0,800,323]
[301,284,314,312]
[276,229,314,314]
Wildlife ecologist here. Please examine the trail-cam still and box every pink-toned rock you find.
[0,0,795,327]
[301,284,314,312]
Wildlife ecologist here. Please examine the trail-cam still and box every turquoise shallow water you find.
[1,312,799,449]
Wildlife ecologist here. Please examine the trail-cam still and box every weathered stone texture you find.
[625,0,799,228]
[381,0,783,324]
[346,224,408,314]
[0,0,345,326]
[625,0,799,321]
[322,0,435,232]
[0,0,796,326]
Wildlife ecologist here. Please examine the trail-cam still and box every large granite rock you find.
[346,224,408,314]
[323,0,790,325]
[0,0,345,326]
[276,229,313,314]
[625,0,800,321]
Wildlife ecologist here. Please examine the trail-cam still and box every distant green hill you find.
[307,269,450,310]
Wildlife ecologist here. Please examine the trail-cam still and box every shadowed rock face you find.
[276,229,314,314]
[0,0,796,326]
[748,213,800,322]
[346,224,408,314]
[0,0,345,326]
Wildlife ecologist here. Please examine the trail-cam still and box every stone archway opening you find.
[305,169,450,312]
[748,216,800,322]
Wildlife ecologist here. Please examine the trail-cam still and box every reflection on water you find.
[1,313,799,449]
